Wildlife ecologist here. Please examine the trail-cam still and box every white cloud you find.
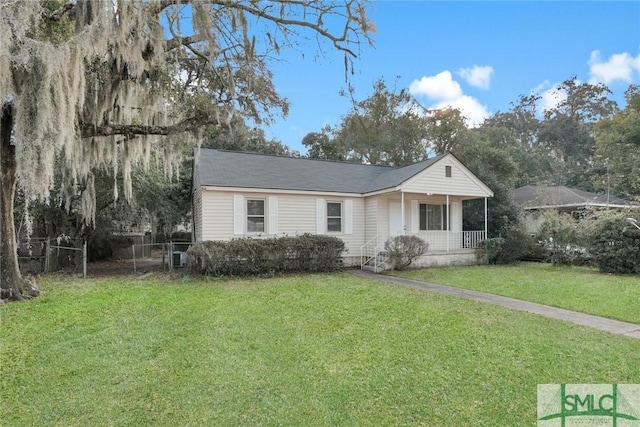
[409,71,463,101]
[457,65,494,89]
[409,70,490,127]
[588,50,640,85]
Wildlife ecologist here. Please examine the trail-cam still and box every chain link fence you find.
[18,236,194,277]
[18,237,87,277]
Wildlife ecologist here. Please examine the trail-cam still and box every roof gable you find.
[401,155,494,197]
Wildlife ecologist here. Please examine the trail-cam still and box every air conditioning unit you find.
[171,251,188,268]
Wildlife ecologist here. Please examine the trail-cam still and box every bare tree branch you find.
[80,117,211,139]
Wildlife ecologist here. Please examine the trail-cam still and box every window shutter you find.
[451,201,461,232]
[411,200,419,233]
[233,195,244,235]
[316,198,325,234]
[268,196,278,235]
[344,199,353,235]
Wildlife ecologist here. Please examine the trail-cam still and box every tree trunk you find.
[1,102,38,301]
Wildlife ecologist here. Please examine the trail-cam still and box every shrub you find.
[187,234,345,277]
[383,235,428,270]
[535,210,591,266]
[585,213,640,274]
[478,225,534,265]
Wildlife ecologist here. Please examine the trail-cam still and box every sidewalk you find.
[350,269,640,340]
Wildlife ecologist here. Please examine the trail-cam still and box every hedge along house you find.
[192,149,494,270]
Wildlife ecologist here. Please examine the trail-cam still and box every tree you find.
[1,0,373,300]
[422,108,471,155]
[333,78,430,166]
[302,128,346,161]
[203,118,296,156]
[593,85,640,200]
[537,77,618,189]
[455,127,522,237]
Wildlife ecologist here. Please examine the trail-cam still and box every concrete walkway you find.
[350,269,640,340]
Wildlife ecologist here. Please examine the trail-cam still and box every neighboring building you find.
[192,149,494,270]
[514,185,639,232]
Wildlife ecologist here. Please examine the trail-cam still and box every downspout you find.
[401,191,405,235]
[446,194,450,252]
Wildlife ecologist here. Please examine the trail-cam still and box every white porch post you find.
[401,191,405,235]
[446,194,450,252]
[484,197,488,240]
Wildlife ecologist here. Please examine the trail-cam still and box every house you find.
[191,149,494,270]
[513,185,640,232]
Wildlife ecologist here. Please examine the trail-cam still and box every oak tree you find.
[0,0,373,300]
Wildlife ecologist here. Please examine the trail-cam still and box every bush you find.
[585,213,640,274]
[187,234,346,277]
[383,235,428,270]
[478,225,534,265]
[535,210,591,266]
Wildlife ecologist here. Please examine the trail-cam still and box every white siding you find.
[198,190,366,255]
[201,192,234,241]
[402,157,492,197]
[316,198,325,235]
[344,199,353,235]
[279,196,316,235]
[364,197,378,241]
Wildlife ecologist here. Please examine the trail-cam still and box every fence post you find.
[83,240,87,278]
[132,244,137,273]
[169,241,174,271]
[44,239,51,273]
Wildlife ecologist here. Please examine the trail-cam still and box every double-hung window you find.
[327,202,342,232]
[419,203,448,231]
[247,199,265,232]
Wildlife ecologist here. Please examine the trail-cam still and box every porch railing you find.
[413,230,486,252]
[360,230,486,271]
[360,234,389,272]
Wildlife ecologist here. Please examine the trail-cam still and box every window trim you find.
[419,203,448,231]
[445,165,452,177]
[326,201,343,233]
[246,198,266,233]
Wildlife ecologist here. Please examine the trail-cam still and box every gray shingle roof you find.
[514,185,637,209]
[194,149,444,194]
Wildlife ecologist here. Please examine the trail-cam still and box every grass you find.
[388,263,640,324]
[1,272,639,426]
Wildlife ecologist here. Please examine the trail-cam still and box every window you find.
[445,165,452,177]
[419,203,448,231]
[327,202,342,232]
[247,199,265,232]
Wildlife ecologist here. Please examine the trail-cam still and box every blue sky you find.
[263,1,640,154]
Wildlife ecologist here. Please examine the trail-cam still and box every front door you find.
[389,202,404,237]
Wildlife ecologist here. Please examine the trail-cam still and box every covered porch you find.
[360,190,489,271]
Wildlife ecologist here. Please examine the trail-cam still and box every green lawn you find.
[389,263,640,324]
[1,272,639,426]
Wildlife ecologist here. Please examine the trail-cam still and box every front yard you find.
[1,269,638,426]
[388,263,640,324]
